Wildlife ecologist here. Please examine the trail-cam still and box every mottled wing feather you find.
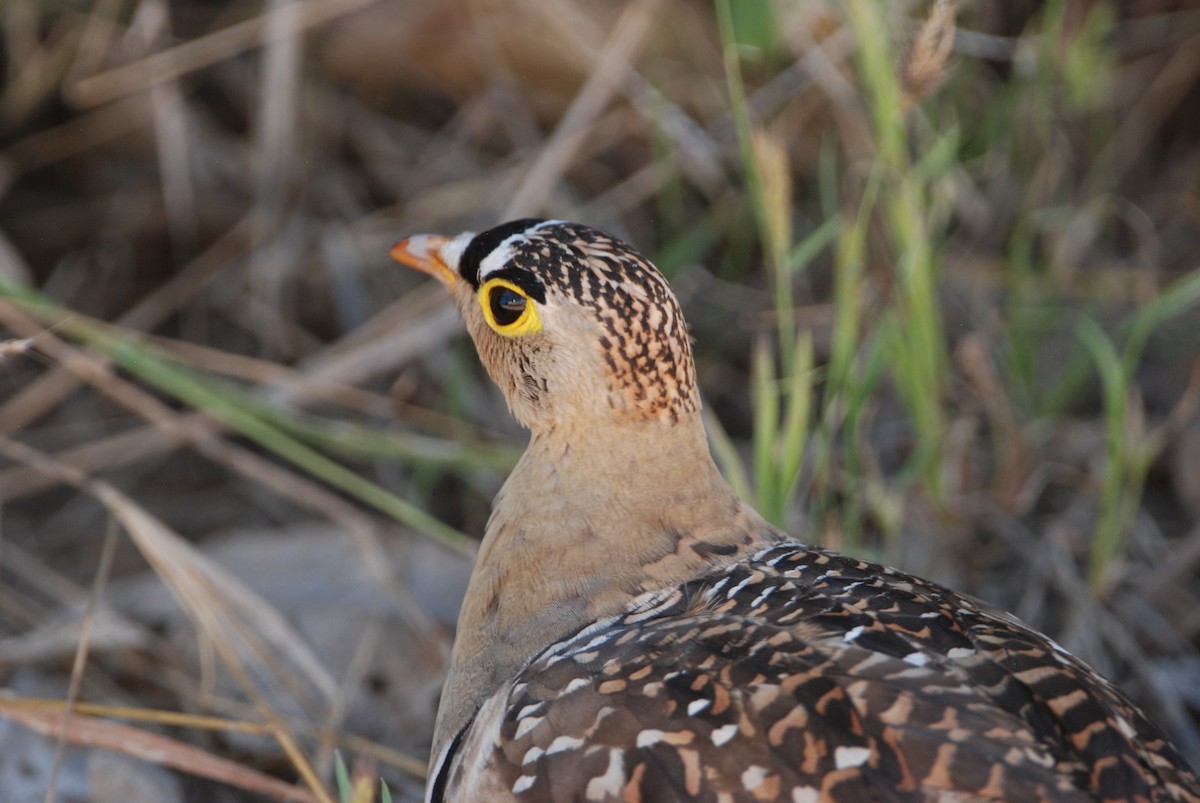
[441,543,1200,802]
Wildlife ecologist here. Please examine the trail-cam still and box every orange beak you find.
[389,235,459,288]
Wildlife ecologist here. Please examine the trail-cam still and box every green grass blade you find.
[704,405,753,504]
[776,332,814,516]
[107,339,473,552]
[1074,316,1131,592]
[1122,267,1200,377]
[0,286,473,553]
[334,752,352,803]
[751,338,781,523]
[787,214,840,275]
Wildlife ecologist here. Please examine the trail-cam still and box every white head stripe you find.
[441,231,475,274]
[477,219,567,280]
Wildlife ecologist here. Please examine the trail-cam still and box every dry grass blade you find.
[0,697,270,733]
[0,12,83,128]
[44,520,119,803]
[0,95,153,192]
[751,129,793,268]
[955,333,1025,506]
[0,416,206,503]
[0,700,317,803]
[137,0,199,257]
[286,281,464,398]
[339,731,428,781]
[0,226,34,284]
[255,0,303,218]
[1112,30,1200,180]
[248,0,306,354]
[504,0,664,216]
[0,292,477,505]
[0,297,447,646]
[0,217,252,433]
[1141,523,1200,606]
[0,434,337,802]
[65,0,384,108]
[0,334,35,359]
[0,433,338,696]
[900,0,958,112]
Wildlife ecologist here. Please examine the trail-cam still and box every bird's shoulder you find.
[435,542,1199,802]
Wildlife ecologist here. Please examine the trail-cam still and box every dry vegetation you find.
[1,0,1199,801]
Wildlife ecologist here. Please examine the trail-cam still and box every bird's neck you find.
[432,413,779,755]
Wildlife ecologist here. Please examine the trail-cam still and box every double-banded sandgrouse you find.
[391,219,1200,802]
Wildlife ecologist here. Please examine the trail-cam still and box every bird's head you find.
[391,219,699,433]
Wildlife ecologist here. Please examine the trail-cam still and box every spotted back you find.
[435,543,1200,802]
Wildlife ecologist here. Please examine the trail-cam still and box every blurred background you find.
[1,0,1199,800]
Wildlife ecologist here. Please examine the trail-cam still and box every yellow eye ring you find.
[478,278,542,336]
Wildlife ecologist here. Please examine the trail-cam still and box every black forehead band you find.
[484,266,547,304]
[458,218,547,288]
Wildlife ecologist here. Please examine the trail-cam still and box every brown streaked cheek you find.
[595,309,696,421]
[474,335,511,393]
[515,349,546,407]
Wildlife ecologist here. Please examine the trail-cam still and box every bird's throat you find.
[431,414,778,756]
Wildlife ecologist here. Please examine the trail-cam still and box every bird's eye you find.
[478,278,542,336]
[490,286,526,326]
